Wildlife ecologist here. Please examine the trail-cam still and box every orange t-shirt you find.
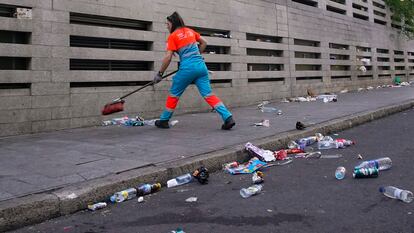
[167,27,200,51]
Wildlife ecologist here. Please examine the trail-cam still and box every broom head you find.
[101,99,125,115]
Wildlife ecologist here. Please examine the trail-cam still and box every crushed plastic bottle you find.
[355,157,392,171]
[167,173,193,188]
[379,186,413,203]
[110,188,137,203]
[87,202,107,211]
[240,184,263,198]
[335,166,346,180]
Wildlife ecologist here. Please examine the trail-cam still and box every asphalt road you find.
[12,108,414,233]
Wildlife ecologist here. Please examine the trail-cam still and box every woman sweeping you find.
[153,12,235,130]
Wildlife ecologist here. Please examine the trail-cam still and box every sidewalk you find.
[1,85,414,231]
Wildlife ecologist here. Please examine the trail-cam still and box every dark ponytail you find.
[167,11,185,33]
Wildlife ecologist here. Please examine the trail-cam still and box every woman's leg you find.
[194,74,232,122]
[159,70,193,121]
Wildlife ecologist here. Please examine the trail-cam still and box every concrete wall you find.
[0,0,413,136]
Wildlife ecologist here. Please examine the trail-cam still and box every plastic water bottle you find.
[240,184,263,198]
[355,157,392,171]
[167,173,193,188]
[137,183,161,196]
[335,166,346,180]
[110,188,137,203]
[379,186,413,203]
[297,136,317,147]
[318,140,339,149]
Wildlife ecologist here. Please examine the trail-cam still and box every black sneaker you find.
[221,116,235,130]
[155,120,170,129]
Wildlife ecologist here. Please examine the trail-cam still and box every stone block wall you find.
[0,0,412,136]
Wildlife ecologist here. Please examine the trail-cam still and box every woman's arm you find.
[198,36,208,54]
[159,50,174,74]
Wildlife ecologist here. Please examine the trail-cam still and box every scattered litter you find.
[225,157,267,175]
[366,86,374,90]
[335,166,346,180]
[167,173,193,188]
[281,98,290,103]
[267,209,273,213]
[66,193,78,199]
[102,116,156,127]
[339,89,348,94]
[192,166,209,184]
[274,149,287,160]
[225,181,232,184]
[318,137,354,149]
[137,196,144,203]
[408,212,412,215]
[252,171,264,184]
[223,161,239,171]
[286,148,305,154]
[185,197,198,202]
[254,119,270,127]
[88,202,107,211]
[353,167,379,178]
[110,188,137,203]
[296,121,306,130]
[355,157,392,171]
[357,88,364,92]
[245,142,275,162]
[319,154,343,159]
[262,158,293,167]
[260,106,279,113]
[357,154,363,160]
[137,183,161,196]
[379,186,413,203]
[240,184,263,198]
[316,94,337,103]
[257,101,270,108]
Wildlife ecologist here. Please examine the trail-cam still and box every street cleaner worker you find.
[153,11,235,130]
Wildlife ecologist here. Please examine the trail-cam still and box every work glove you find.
[153,72,163,84]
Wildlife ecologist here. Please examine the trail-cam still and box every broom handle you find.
[117,70,178,100]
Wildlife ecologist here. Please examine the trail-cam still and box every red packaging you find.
[275,150,287,160]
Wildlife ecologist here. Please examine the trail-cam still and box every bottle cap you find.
[379,187,385,193]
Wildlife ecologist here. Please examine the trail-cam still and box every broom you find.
[101,70,178,115]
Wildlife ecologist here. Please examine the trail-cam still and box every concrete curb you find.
[1,99,413,232]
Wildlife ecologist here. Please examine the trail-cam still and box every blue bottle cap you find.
[379,187,385,193]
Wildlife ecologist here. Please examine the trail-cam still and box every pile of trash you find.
[220,132,412,203]
[102,116,178,127]
[87,166,210,211]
